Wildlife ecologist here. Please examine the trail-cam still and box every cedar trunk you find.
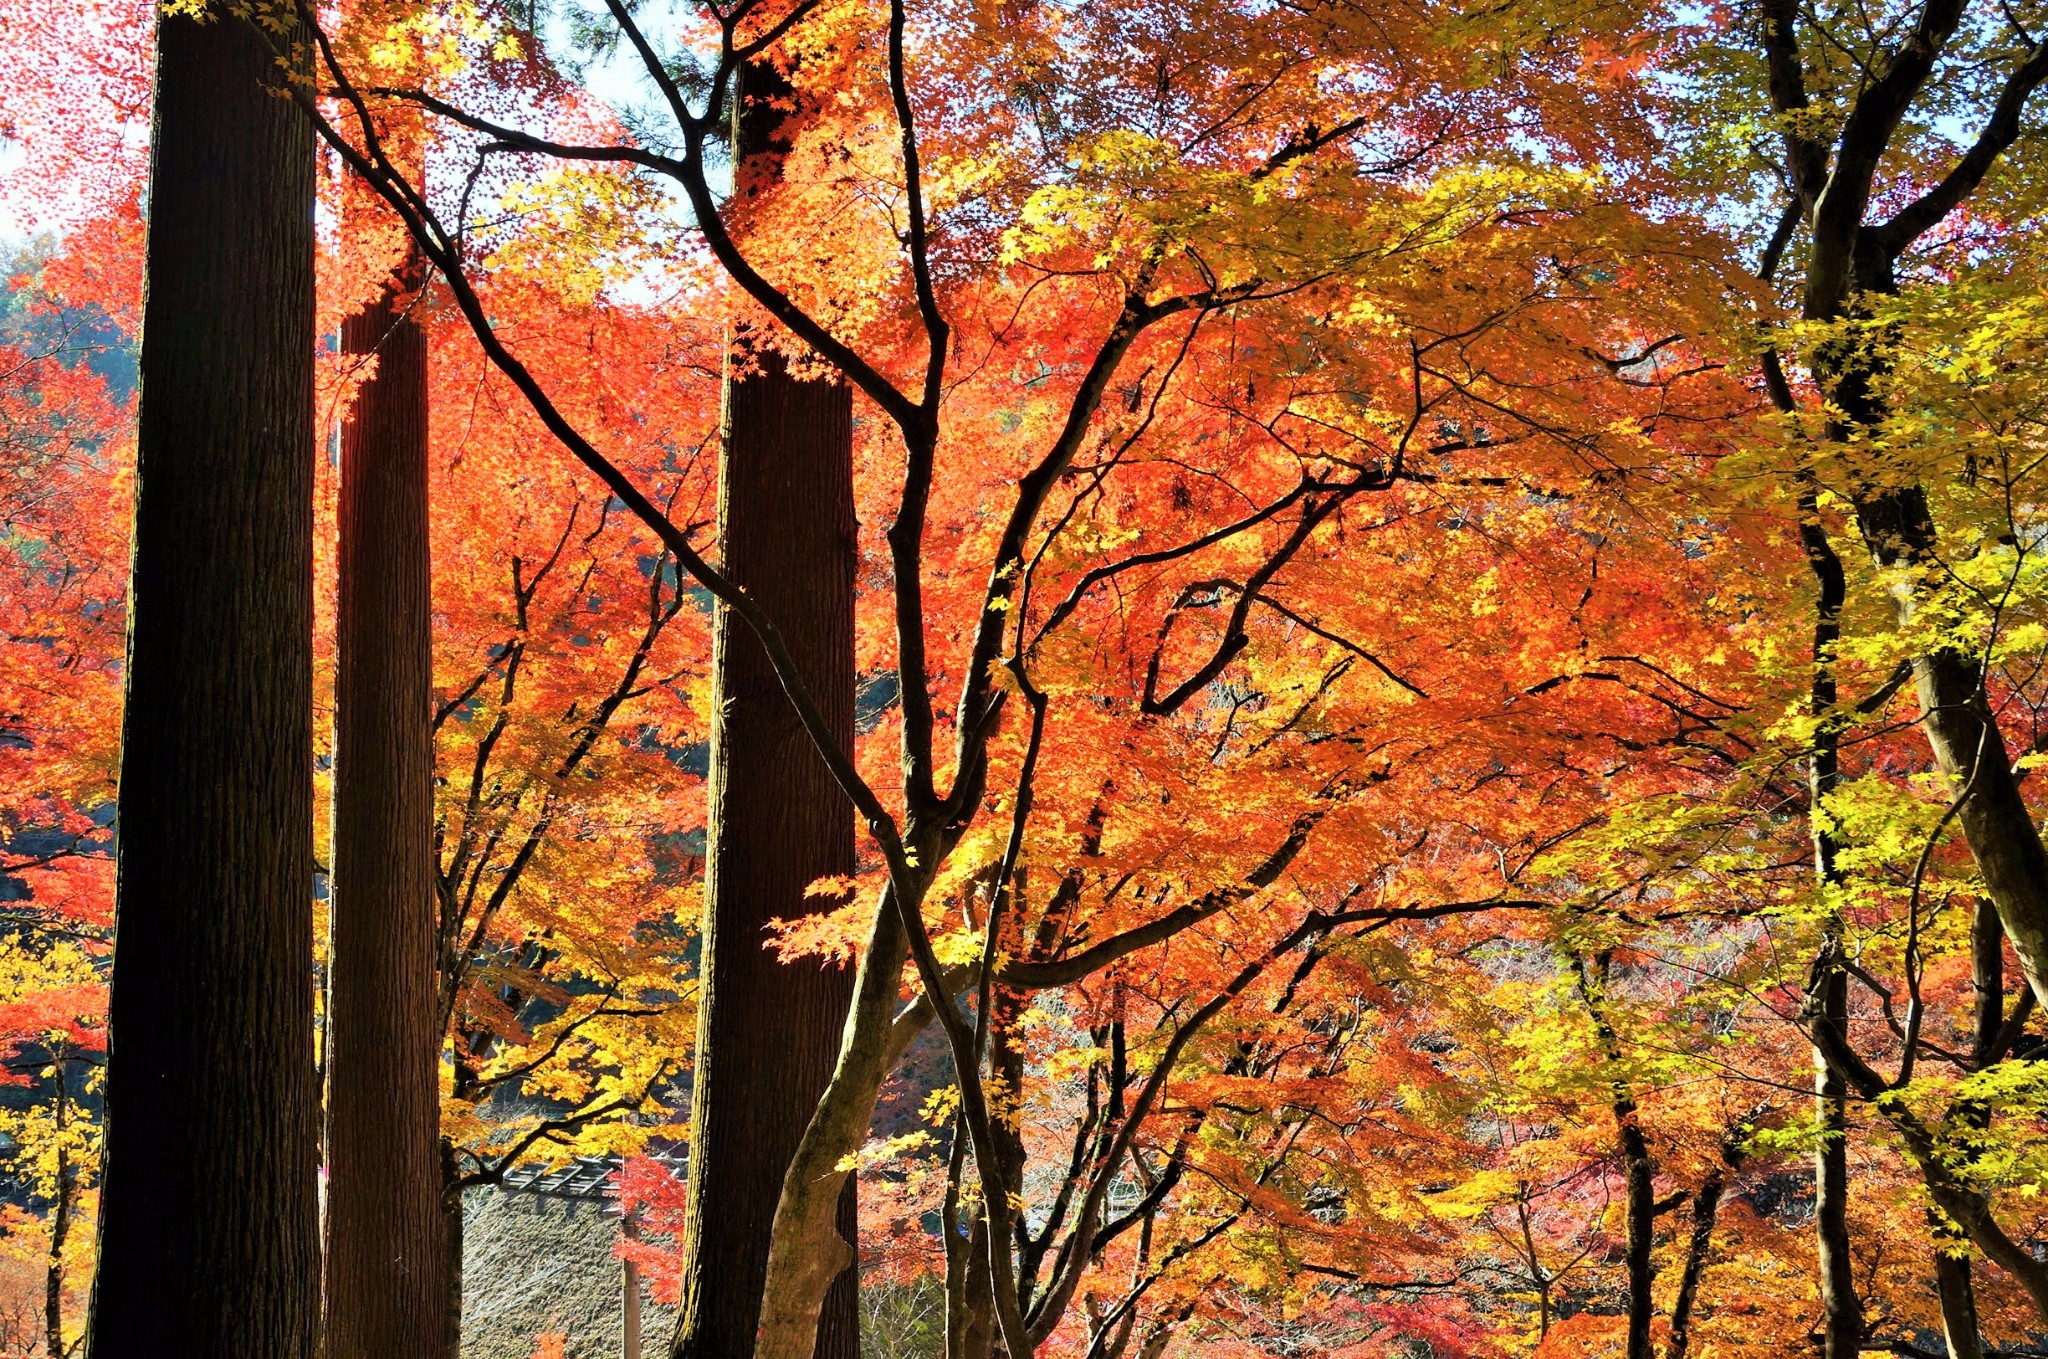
[671,64,859,1357]
[671,349,859,1358]
[323,250,446,1359]
[84,5,319,1355]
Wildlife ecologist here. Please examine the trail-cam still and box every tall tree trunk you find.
[44,1061,72,1359]
[1754,11,2048,1331]
[1617,1104,1656,1359]
[1802,135,2048,1014]
[1575,954,1656,1359]
[1665,1124,1745,1359]
[84,2,318,1353]
[1932,1216,1983,1359]
[322,234,445,1359]
[1812,971,1861,1359]
[1799,495,1865,1359]
[1828,257,2048,1015]
[1932,897,2007,1359]
[441,1136,467,1359]
[623,1209,645,1359]
[670,61,859,1359]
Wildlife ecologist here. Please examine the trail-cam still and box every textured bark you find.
[670,63,859,1359]
[84,4,319,1355]
[323,245,446,1359]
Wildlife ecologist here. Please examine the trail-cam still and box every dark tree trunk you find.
[84,4,318,1355]
[1794,480,1865,1359]
[1932,1213,1984,1359]
[1752,7,2048,1335]
[1573,953,1657,1359]
[1931,898,2007,1359]
[44,1062,72,1359]
[967,985,1027,1359]
[441,1136,467,1359]
[1826,255,2048,1016]
[1812,976,1862,1359]
[322,241,446,1359]
[1618,1105,1656,1359]
[670,61,859,1359]
[1666,1125,1745,1359]
[671,355,859,1359]
[1779,51,2048,1015]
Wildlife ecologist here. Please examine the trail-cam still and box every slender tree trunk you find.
[1813,997,1861,1359]
[1932,898,2006,1359]
[1618,1112,1656,1359]
[1576,954,1656,1359]
[44,1063,71,1359]
[943,1118,996,1359]
[1799,498,1864,1359]
[670,60,858,1359]
[1515,1192,1553,1342]
[986,969,1029,1345]
[1666,1126,1744,1359]
[624,1209,644,1359]
[941,1091,995,1359]
[84,2,318,1353]
[441,1137,467,1359]
[323,233,445,1359]
[1932,1215,1983,1359]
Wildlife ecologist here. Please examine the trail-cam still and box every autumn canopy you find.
[2,0,2047,1354]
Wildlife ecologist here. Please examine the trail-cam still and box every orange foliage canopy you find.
[7,0,2048,1351]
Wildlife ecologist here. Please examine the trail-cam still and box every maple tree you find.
[289,0,1786,1354]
